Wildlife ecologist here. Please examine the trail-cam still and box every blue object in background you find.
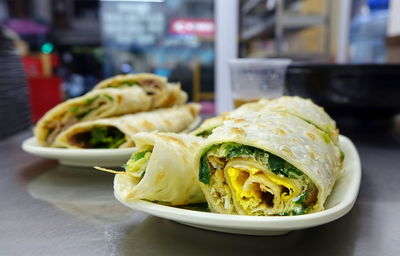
[367,0,388,10]
[349,0,389,63]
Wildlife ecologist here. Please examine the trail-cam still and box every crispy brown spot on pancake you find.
[230,127,245,136]
[280,145,293,157]
[309,151,317,160]
[162,90,178,107]
[155,171,166,184]
[163,120,172,126]
[307,132,317,141]
[127,126,139,133]
[187,104,199,117]
[233,118,246,123]
[277,128,286,135]
[142,120,156,130]
[158,135,188,149]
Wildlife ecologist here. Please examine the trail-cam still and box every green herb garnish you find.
[84,95,99,105]
[293,192,309,205]
[70,105,80,113]
[319,132,331,144]
[199,154,211,184]
[225,143,268,164]
[76,108,95,120]
[121,81,139,87]
[199,142,303,183]
[196,129,213,138]
[268,154,302,179]
[131,150,150,161]
[291,206,309,215]
[103,94,113,101]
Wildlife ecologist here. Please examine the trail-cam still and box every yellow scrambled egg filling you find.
[227,167,299,212]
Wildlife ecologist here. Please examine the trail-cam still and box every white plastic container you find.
[228,58,292,107]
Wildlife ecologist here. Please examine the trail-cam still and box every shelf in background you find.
[247,50,329,61]
[240,14,326,41]
[241,0,262,14]
[281,14,325,28]
[241,15,275,41]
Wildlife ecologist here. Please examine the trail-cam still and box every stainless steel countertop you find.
[1,130,399,255]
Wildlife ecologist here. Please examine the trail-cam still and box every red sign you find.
[169,18,215,37]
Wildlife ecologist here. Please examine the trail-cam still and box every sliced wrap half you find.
[112,132,205,205]
[34,87,155,146]
[194,111,343,216]
[93,73,187,109]
[54,104,200,148]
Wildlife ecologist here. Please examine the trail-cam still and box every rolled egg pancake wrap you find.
[113,132,205,205]
[194,111,343,216]
[54,104,200,148]
[93,73,187,109]
[34,87,154,146]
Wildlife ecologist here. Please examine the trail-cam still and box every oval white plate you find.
[115,135,361,236]
[22,137,136,167]
[21,117,201,167]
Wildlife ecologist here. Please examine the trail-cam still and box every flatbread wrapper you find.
[93,73,187,109]
[113,132,205,205]
[192,96,338,144]
[54,104,200,148]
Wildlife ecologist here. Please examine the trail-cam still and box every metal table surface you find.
[1,129,399,256]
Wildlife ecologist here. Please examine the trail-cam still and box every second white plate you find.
[115,135,361,236]
[22,137,136,167]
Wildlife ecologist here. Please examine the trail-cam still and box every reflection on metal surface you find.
[27,165,137,224]
[117,208,361,255]
[17,159,58,184]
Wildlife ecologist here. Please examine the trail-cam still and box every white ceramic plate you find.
[22,137,136,167]
[21,117,202,167]
[115,135,361,236]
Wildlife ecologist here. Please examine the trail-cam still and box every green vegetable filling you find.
[340,150,345,160]
[124,147,153,179]
[195,129,213,138]
[70,105,80,113]
[199,154,211,184]
[88,126,126,148]
[199,142,317,215]
[199,143,303,185]
[268,154,303,179]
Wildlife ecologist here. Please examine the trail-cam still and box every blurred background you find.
[0,0,399,139]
